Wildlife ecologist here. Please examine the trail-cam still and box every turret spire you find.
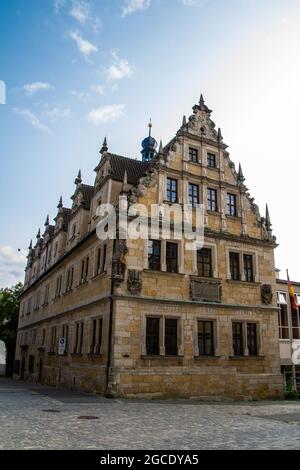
[199,94,205,107]
[148,118,152,137]
[141,121,157,162]
[158,140,163,154]
[100,137,108,155]
[45,214,49,227]
[28,240,32,250]
[36,228,41,240]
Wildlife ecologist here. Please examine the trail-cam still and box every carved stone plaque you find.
[190,278,221,303]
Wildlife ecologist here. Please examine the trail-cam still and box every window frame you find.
[166,177,178,203]
[189,147,198,163]
[207,152,217,168]
[198,320,215,356]
[207,188,218,212]
[188,183,200,208]
[148,240,161,271]
[227,193,237,217]
[229,252,241,281]
[166,241,178,274]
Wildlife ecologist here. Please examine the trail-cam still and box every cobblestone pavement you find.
[1,378,300,450]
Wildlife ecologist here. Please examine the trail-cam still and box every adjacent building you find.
[14,96,284,400]
[276,272,300,391]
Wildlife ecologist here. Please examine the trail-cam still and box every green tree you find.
[0,282,23,376]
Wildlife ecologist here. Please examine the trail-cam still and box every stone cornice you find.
[112,293,278,311]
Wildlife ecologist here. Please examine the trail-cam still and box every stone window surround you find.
[65,265,74,293]
[141,314,184,357]
[79,255,90,284]
[94,242,107,277]
[194,316,220,357]
[73,321,84,355]
[33,291,40,311]
[183,142,221,168]
[144,239,184,274]
[54,273,63,298]
[225,247,259,283]
[228,319,263,357]
[89,315,104,355]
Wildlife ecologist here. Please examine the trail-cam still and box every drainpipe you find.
[105,239,115,398]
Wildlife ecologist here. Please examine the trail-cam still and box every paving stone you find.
[0,378,300,450]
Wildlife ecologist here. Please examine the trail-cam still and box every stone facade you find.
[14,96,284,400]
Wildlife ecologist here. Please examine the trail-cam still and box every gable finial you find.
[266,204,272,230]
[199,94,205,106]
[57,196,63,209]
[218,127,223,142]
[45,214,49,227]
[123,169,128,185]
[100,136,108,155]
[182,115,187,127]
[158,140,164,154]
[237,163,245,183]
[36,228,41,239]
[28,240,32,250]
[75,169,82,185]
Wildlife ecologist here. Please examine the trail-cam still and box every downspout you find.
[105,239,116,398]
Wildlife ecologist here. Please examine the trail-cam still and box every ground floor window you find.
[90,318,103,355]
[28,355,35,373]
[198,320,215,356]
[145,316,179,356]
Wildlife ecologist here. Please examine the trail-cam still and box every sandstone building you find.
[14,96,283,399]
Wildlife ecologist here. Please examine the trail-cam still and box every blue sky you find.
[1,0,300,287]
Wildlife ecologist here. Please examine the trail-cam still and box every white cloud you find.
[69,31,98,58]
[43,107,71,121]
[0,246,26,265]
[54,0,65,14]
[122,0,151,17]
[91,85,105,95]
[87,104,125,125]
[182,0,212,5]
[92,17,102,33]
[69,0,90,25]
[104,55,133,81]
[23,82,54,96]
[0,246,26,288]
[13,108,50,132]
[70,90,90,100]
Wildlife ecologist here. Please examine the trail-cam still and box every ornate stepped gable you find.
[24,95,275,286]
